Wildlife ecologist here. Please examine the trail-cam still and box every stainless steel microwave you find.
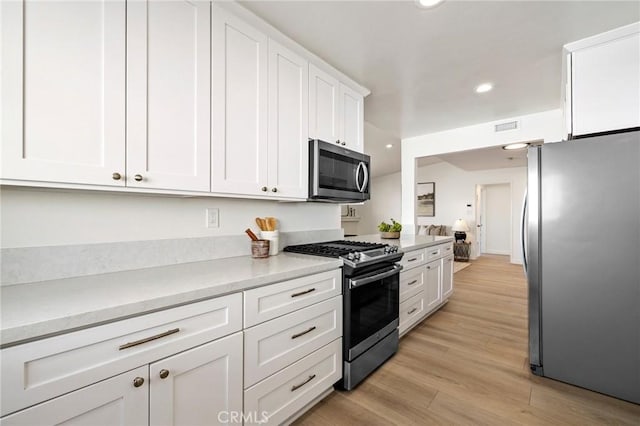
[309,139,370,202]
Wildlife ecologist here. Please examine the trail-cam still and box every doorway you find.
[476,183,511,256]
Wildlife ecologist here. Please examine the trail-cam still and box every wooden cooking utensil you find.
[266,217,277,231]
[255,218,265,231]
[245,228,259,241]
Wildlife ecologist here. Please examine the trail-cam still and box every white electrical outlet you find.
[206,208,219,228]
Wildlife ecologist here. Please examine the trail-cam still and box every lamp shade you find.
[452,219,470,232]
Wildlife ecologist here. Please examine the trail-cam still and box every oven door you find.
[309,139,370,202]
[344,264,401,361]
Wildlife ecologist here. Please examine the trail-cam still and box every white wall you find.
[358,171,402,235]
[483,183,511,255]
[0,187,340,248]
[402,109,564,234]
[416,162,526,264]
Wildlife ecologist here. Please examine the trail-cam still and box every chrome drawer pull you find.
[408,280,418,286]
[291,374,316,392]
[291,326,316,339]
[408,308,418,315]
[407,257,418,262]
[291,288,316,298]
[119,328,180,350]
[431,251,438,255]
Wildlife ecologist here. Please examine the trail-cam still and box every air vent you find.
[495,121,519,132]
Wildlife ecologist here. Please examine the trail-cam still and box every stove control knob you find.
[354,252,361,260]
[392,246,399,252]
[347,253,355,260]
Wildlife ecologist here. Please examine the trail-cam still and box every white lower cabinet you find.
[398,242,454,336]
[0,366,149,426]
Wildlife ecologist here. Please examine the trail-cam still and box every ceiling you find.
[241,1,639,175]
[417,142,541,171]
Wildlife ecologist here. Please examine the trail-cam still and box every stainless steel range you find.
[284,240,403,390]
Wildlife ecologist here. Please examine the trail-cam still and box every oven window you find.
[349,275,399,348]
[318,150,361,191]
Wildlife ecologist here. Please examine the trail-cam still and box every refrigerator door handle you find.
[521,189,528,274]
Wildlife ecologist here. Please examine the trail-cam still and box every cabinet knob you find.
[341,142,346,146]
[159,369,170,379]
[134,174,143,182]
[271,187,278,193]
[261,186,268,192]
[112,172,122,181]
[335,140,341,144]
[133,377,145,388]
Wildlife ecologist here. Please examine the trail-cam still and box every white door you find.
[475,185,485,256]
[149,332,243,426]
[309,64,340,144]
[0,366,148,426]
[424,260,442,312]
[127,0,210,191]
[267,39,309,199]
[339,83,364,152]
[1,0,126,186]
[211,5,268,195]
[483,183,511,255]
[442,255,454,300]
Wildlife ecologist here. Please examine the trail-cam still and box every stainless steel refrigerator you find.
[523,130,640,404]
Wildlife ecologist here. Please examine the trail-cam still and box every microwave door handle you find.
[355,162,363,192]
[360,162,369,193]
[348,265,403,288]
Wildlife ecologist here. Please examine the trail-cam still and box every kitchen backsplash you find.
[0,229,343,286]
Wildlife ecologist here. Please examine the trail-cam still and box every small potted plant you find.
[378,218,402,239]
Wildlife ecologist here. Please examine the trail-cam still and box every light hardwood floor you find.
[294,254,640,425]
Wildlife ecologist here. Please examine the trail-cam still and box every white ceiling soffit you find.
[416,142,543,171]
[241,1,640,140]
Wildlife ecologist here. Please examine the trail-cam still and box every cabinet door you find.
[267,39,309,199]
[0,366,148,426]
[211,5,268,195]
[126,0,210,191]
[424,260,442,313]
[339,83,364,152]
[1,0,125,186]
[149,332,243,426]
[571,33,640,136]
[309,64,340,144]
[442,255,454,300]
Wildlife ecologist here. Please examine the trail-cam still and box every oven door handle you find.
[348,264,403,288]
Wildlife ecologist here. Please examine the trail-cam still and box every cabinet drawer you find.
[400,248,426,269]
[399,292,425,335]
[244,296,342,388]
[440,242,454,258]
[399,266,425,303]
[244,338,342,426]
[426,245,444,261]
[244,269,341,327]
[1,293,242,417]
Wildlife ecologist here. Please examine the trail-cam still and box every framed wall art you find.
[416,182,435,217]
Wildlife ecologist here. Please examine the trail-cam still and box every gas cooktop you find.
[283,240,401,269]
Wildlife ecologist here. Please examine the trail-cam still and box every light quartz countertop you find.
[346,234,453,250]
[0,253,341,347]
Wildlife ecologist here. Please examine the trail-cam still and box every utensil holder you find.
[251,240,270,258]
[260,230,279,255]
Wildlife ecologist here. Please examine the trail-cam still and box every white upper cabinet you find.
[211,5,269,196]
[309,64,340,144]
[566,23,640,137]
[267,39,309,199]
[309,64,364,152]
[339,83,365,152]
[126,0,211,191]
[1,0,126,186]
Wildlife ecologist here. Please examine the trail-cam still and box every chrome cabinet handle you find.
[291,374,316,392]
[291,326,316,339]
[408,308,417,315]
[291,288,316,298]
[112,172,122,180]
[159,369,170,379]
[119,328,180,350]
[431,251,438,255]
[407,257,418,262]
[261,186,268,192]
[133,377,145,388]
[408,280,418,286]
[134,174,143,182]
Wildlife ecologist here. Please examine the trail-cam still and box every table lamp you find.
[452,219,469,242]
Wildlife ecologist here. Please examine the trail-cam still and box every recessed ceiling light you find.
[475,83,493,93]
[415,0,445,9]
[386,144,393,149]
[502,143,529,150]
